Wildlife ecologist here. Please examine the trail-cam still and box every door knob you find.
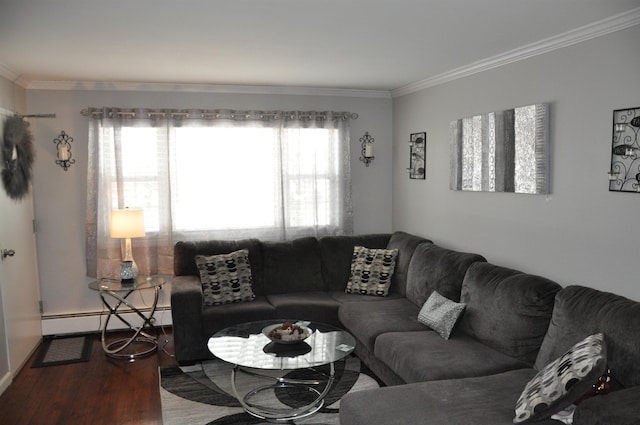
[2,249,15,259]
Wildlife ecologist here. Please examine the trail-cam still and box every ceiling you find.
[1,0,639,94]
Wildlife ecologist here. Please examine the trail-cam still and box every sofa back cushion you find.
[406,243,486,306]
[319,234,391,291]
[534,285,640,388]
[174,239,265,294]
[261,236,324,294]
[458,262,562,366]
[386,231,432,296]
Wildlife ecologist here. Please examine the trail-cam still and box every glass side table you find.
[88,275,166,360]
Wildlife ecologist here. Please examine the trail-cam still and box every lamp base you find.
[120,260,138,283]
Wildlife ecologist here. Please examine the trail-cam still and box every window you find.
[115,126,342,235]
[86,108,354,277]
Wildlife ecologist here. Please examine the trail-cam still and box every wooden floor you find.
[0,329,177,425]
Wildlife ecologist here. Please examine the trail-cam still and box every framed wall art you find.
[407,132,426,180]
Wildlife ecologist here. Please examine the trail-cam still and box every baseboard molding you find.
[41,307,173,336]
[0,371,12,396]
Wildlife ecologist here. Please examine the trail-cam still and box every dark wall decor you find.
[407,132,426,179]
[450,103,550,194]
[608,106,640,193]
[1,115,35,200]
[359,131,375,167]
[54,130,75,171]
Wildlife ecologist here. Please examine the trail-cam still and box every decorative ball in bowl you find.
[262,322,312,344]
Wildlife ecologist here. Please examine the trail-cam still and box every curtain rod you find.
[80,108,358,120]
[19,113,56,118]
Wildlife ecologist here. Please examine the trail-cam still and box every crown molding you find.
[4,7,639,99]
[0,63,30,88]
[391,6,640,98]
[24,79,392,98]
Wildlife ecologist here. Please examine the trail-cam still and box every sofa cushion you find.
[573,386,640,425]
[338,298,426,352]
[514,333,607,424]
[458,262,562,365]
[345,246,398,296]
[535,285,640,389]
[405,243,486,306]
[339,368,563,425]
[266,291,341,327]
[385,231,432,296]
[417,291,466,339]
[328,290,404,304]
[174,238,265,294]
[375,331,531,384]
[319,234,391,291]
[261,237,324,294]
[200,295,276,339]
[196,249,256,306]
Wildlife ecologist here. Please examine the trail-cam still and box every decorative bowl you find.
[262,322,312,344]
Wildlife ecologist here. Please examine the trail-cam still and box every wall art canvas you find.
[450,103,550,194]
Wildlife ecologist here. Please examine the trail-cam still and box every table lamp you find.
[110,208,145,283]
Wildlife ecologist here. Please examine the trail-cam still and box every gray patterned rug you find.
[160,355,381,425]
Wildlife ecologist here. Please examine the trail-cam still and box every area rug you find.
[31,334,93,368]
[160,355,381,425]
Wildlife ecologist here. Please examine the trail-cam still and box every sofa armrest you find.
[170,275,207,364]
[574,386,640,425]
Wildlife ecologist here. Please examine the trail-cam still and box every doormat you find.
[160,355,382,425]
[31,334,93,368]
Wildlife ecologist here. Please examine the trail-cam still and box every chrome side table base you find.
[98,285,160,360]
[89,277,165,361]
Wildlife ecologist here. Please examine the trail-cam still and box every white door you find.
[0,130,42,393]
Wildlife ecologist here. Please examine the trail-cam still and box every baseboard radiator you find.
[40,306,173,336]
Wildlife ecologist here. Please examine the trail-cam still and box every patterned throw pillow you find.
[196,249,255,306]
[345,246,398,296]
[417,291,466,339]
[514,333,607,423]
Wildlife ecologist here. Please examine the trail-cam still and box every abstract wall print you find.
[407,132,426,179]
[450,103,550,194]
[608,106,640,193]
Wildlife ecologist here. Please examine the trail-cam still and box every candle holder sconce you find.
[406,132,426,179]
[54,130,75,171]
[359,132,375,167]
[608,107,640,193]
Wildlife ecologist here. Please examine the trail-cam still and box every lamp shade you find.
[110,209,146,238]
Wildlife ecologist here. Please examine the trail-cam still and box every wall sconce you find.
[608,107,640,193]
[54,131,75,171]
[406,132,426,179]
[359,132,375,166]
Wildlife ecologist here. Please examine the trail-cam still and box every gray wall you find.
[25,88,393,318]
[392,25,640,301]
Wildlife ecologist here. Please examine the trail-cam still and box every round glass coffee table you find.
[208,319,355,422]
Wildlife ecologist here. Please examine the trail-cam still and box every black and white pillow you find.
[514,333,607,423]
[417,291,466,339]
[345,246,398,297]
[196,249,255,306]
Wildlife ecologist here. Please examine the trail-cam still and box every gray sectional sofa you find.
[170,231,640,424]
[171,231,429,364]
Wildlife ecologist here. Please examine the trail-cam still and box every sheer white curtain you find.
[85,108,354,278]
